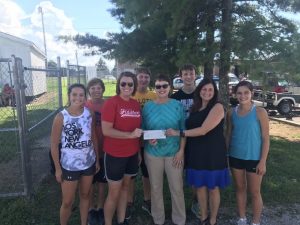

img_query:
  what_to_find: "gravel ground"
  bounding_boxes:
[130,203,300,225]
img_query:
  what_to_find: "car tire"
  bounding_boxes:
[277,100,292,115]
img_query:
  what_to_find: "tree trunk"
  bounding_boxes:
[203,1,216,79]
[219,0,232,106]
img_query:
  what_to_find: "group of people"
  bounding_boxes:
[50,64,270,225]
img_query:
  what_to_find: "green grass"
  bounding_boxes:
[103,80,116,97]
[0,132,299,224]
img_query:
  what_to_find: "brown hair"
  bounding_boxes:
[87,78,105,95]
[234,80,254,94]
[155,74,171,84]
[135,67,151,76]
[116,71,138,96]
[190,78,218,113]
[67,83,87,106]
[179,64,196,77]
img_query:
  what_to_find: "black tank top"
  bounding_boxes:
[185,105,228,170]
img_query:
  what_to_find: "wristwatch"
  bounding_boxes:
[180,129,185,137]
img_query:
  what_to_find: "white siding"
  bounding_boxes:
[0,33,46,96]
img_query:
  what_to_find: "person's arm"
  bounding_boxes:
[50,113,63,183]
[185,103,224,137]
[225,108,233,150]
[256,107,270,175]
[173,103,186,168]
[167,103,225,137]
[102,98,143,139]
[102,121,142,139]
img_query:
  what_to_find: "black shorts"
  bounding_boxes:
[229,156,259,173]
[93,158,107,184]
[131,148,149,179]
[104,152,139,182]
[62,163,96,181]
[140,148,149,178]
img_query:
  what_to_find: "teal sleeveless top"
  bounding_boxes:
[229,105,262,160]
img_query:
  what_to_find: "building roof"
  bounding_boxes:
[0,31,46,59]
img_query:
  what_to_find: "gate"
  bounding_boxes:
[0,56,63,197]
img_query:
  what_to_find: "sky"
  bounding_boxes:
[0,0,121,70]
[1,1,300,71]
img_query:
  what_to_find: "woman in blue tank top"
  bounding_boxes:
[226,81,270,225]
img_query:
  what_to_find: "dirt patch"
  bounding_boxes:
[270,120,300,142]
[28,91,57,106]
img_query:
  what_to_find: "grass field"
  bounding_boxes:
[0,123,299,225]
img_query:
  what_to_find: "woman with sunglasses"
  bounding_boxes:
[101,71,143,225]
[142,74,186,225]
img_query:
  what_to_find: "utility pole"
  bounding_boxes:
[38,6,47,69]
[75,50,80,83]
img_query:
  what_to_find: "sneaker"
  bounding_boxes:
[237,218,247,225]
[87,209,99,225]
[97,208,104,225]
[191,200,201,219]
[141,200,151,216]
[118,219,129,225]
[125,202,134,220]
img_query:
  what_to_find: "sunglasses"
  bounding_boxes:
[120,82,134,87]
[155,84,169,89]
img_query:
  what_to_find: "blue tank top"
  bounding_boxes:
[229,105,262,160]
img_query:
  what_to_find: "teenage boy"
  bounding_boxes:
[171,63,201,219]
[126,67,156,220]
[171,64,197,119]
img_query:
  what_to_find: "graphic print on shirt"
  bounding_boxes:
[60,108,96,171]
[180,99,193,118]
[63,121,92,149]
[120,108,141,118]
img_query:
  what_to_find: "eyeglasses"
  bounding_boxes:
[120,82,134,87]
[155,84,169,89]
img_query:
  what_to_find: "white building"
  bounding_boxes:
[0,31,46,96]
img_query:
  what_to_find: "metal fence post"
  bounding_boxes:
[57,57,63,108]
[12,55,32,197]
[66,60,70,87]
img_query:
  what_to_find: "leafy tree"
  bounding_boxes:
[96,58,110,76]
[47,60,57,68]
[59,0,300,103]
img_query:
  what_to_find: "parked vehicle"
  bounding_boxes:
[195,73,239,90]
[253,85,300,115]
[251,72,300,115]
[173,77,184,89]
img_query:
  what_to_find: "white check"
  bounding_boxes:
[143,130,166,140]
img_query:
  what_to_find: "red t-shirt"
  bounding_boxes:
[85,100,105,157]
[102,95,141,157]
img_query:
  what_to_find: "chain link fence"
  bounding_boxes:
[0,56,87,197]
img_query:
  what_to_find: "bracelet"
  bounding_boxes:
[179,129,185,137]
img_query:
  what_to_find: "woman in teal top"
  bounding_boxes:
[226,81,270,225]
[143,74,186,225]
